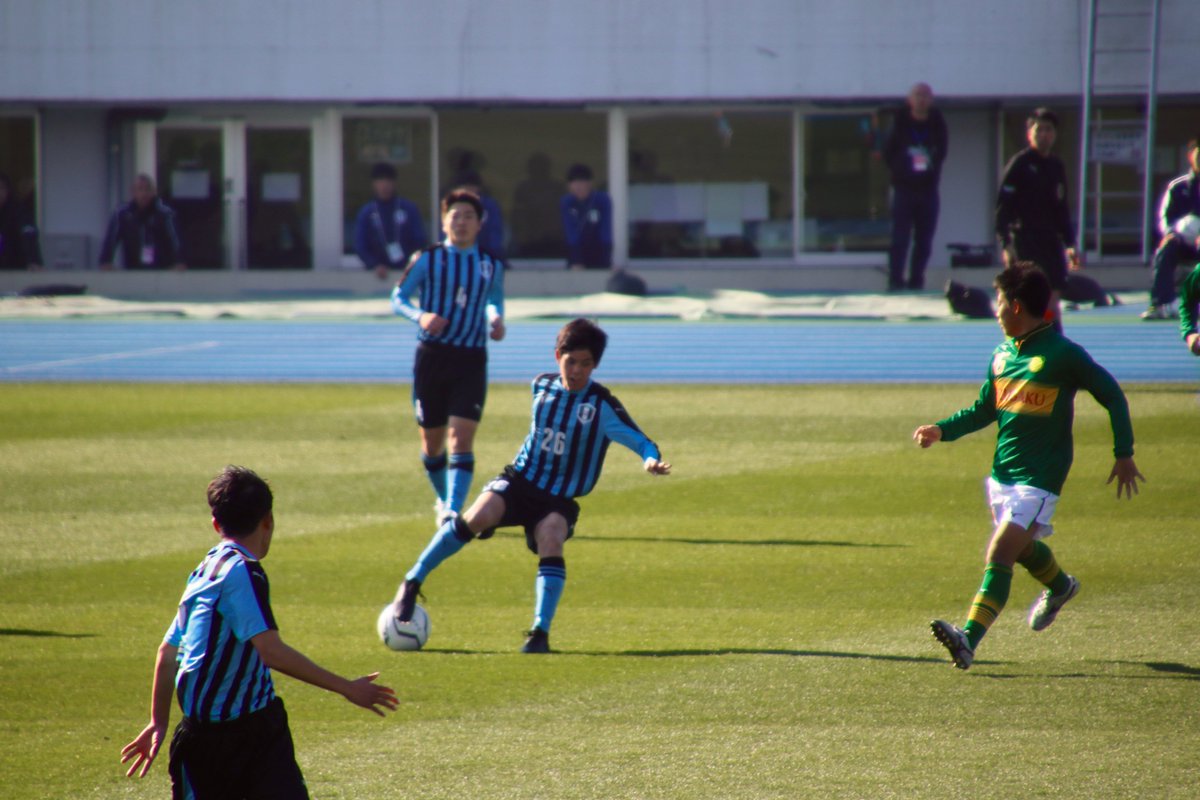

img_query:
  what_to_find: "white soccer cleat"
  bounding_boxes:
[1028,575,1080,632]
[930,619,974,670]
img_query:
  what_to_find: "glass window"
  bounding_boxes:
[628,112,791,259]
[438,109,607,260]
[802,113,889,253]
[0,116,37,223]
[342,117,433,256]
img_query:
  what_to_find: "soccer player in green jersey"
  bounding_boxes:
[1178,262,1200,356]
[914,263,1144,670]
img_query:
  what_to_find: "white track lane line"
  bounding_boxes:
[2,341,220,373]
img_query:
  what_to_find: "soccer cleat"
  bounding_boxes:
[1140,305,1176,320]
[394,578,422,623]
[521,628,550,654]
[1028,575,1080,632]
[929,619,974,670]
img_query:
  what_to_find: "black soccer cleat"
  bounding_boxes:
[394,579,422,623]
[521,628,550,654]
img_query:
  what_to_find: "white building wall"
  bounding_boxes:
[1,0,1193,103]
[933,108,999,267]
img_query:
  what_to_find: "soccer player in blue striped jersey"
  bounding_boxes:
[393,318,671,653]
[122,466,397,797]
[391,190,506,526]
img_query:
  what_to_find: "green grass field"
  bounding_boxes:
[1,382,1197,799]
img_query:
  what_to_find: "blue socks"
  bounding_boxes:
[532,557,567,633]
[447,452,475,514]
[406,517,474,583]
[422,452,448,504]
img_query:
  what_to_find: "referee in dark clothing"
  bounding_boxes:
[121,466,396,798]
[996,108,1079,328]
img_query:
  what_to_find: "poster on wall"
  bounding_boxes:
[355,121,413,165]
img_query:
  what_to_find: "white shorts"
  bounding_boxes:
[986,477,1058,539]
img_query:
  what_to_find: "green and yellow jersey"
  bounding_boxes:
[1179,263,1200,342]
[936,323,1134,495]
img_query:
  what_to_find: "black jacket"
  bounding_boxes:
[883,107,948,192]
[98,199,182,268]
[995,147,1074,248]
[1157,170,1200,237]
[0,200,42,269]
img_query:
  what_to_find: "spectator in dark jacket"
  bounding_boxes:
[883,83,948,291]
[353,161,429,281]
[559,163,613,270]
[99,174,185,270]
[447,171,505,259]
[0,173,43,270]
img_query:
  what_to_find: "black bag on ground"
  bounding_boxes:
[944,280,993,319]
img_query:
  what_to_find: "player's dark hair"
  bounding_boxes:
[556,317,608,365]
[1027,107,1059,130]
[371,162,398,181]
[207,465,273,539]
[994,262,1051,319]
[440,189,484,219]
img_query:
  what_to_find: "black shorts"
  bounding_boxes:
[412,341,487,428]
[168,697,308,800]
[481,466,580,554]
[1010,232,1068,290]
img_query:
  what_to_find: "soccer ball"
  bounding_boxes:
[1174,214,1200,244]
[376,602,430,651]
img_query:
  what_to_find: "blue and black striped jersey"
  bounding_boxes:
[391,243,504,349]
[164,541,277,723]
[511,373,661,499]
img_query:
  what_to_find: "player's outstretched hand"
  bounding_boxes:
[644,457,671,476]
[1187,333,1200,356]
[120,722,166,778]
[343,672,399,717]
[1107,457,1145,500]
[912,424,942,448]
[490,317,506,341]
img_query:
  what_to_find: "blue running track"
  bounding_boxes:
[0,319,1194,384]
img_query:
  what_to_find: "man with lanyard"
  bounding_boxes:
[391,190,506,525]
[354,162,428,281]
[98,174,185,270]
[883,82,948,291]
[1142,137,1200,320]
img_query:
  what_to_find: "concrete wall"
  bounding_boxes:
[2,1,1193,103]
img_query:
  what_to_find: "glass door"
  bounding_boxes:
[246,128,312,269]
[156,127,225,269]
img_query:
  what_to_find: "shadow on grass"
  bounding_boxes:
[976,660,1200,681]
[0,628,96,639]
[481,531,902,549]
[420,647,942,664]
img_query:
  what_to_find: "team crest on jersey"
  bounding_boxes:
[480,259,494,280]
[394,209,408,224]
[1028,356,1045,373]
[992,354,1008,376]
[576,403,596,424]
